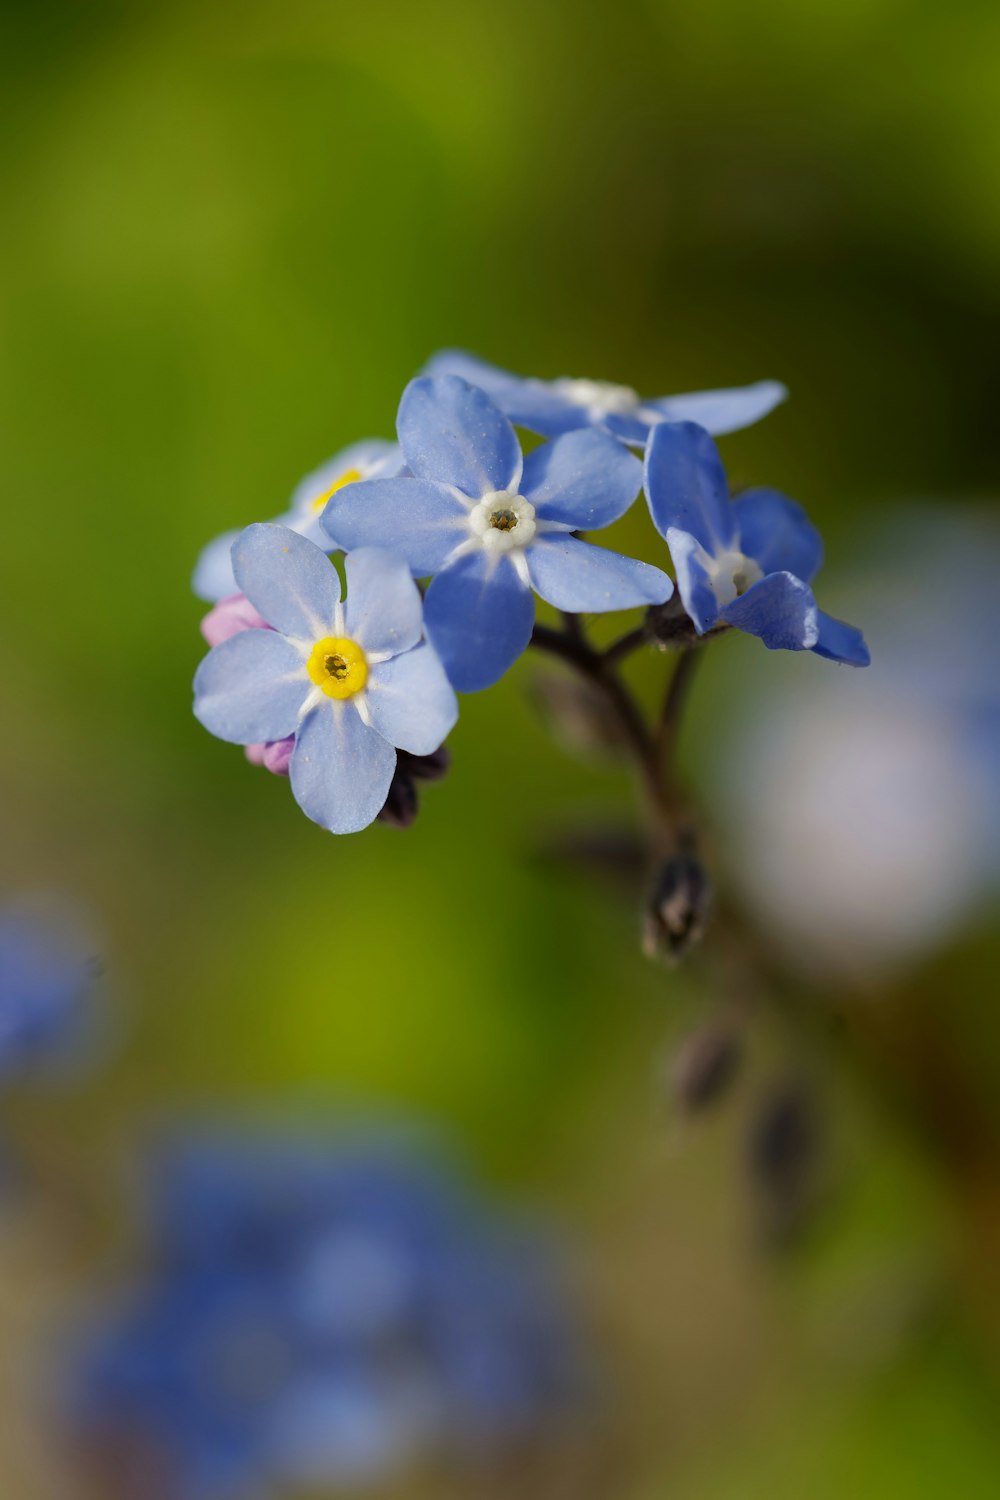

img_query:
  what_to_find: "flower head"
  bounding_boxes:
[643,422,869,664]
[424,349,787,447]
[193,527,458,833]
[192,441,403,603]
[322,375,673,691]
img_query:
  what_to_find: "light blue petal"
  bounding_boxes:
[232,525,341,641]
[397,376,522,498]
[812,610,871,666]
[344,547,423,658]
[192,529,240,603]
[288,440,402,519]
[289,702,397,835]
[647,380,788,436]
[721,571,819,650]
[366,643,459,754]
[666,527,721,635]
[496,382,594,437]
[421,349,519,398]
[521,429,643,530]
[526,534,672,613]
[735,488,824,583]
[643,421,738,553]
[322,477,468,576]
[194,630,306,744]
[424,552,535,693]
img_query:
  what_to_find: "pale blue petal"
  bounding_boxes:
[192,529,240,603]
[496,382,593,437]
[366,643,459,754]
[812,611,871,666]
[232,525,341,641]
[290,702,397,835]
[287,440,402,519]
[421,349,519,399]
[344,548,423,658]
[643,421,738,553]
[647,380,788,436]
[194,630,306,744]
[735,488,824,583]
[526,534,672,613]
[397,376,522,498]
[666,527,721,635]
[424,552,535,692]
[721,571,819,650]
[521,430,643,530]
[322,477,468,576]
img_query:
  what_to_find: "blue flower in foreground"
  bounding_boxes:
[424,348,787,446]
[644,422,869,664]
[322,375,673,691]
[0,895,101,1082]
[193,527,458,833]
[193,441,403,603]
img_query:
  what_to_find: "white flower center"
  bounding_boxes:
[703,546,764,607]
[552,377,640,419]
[468,492,537,555]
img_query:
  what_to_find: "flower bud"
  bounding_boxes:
[200,592,270,647]
[668,1022,742,1113]
[642,852,712,961]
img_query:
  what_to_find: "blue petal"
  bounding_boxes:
[643,422,738,553]
[421,349,519,398]
[232,525,341,641]
[423,552,535,692]
[344,548,423,659]
[287,440,402,519]
[646,380,788,436]
[289,703,397,834]
[812,610,871,666]
[527,535,673,613]
[421,351,586,436]
[521,430,643,531]
[322,477,468,576]
[735,488,824,583]
[366,643,459,754]
[194,630,306,744]
[666,528,721,635]
[192,529,240,603]
[721,571,819,650]
[397,376,522,499]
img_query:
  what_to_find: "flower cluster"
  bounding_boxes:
[193,351,868,836]
[70,1127,586,1500]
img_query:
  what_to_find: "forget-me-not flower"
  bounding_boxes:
[193,441,403,603]
[424,348,787,446]
[322,375,673,691]
[193,526,458,833]
[644,421,869,665]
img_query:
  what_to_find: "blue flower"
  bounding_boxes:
[424,348,787,446]
[644,422,869,665]
[0,894,101,1082]
[193,441,403,603]
[322,376,673,692]
[193,527,458,834]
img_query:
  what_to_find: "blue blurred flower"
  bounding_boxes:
[323,375,673,691]
[71,1128,586,1500]
[424,348,787,445]
[193,527,457,834]
[193,441,403,603]
[644,421,869,664]
[0,894,101,1082]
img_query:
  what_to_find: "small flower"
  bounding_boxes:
[424,348,787,446]
[193,526,458,834]
[644,422,869,664]
[192,440,403,603]
[322,376,673,692]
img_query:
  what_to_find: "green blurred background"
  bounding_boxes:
[1,0,999,1495]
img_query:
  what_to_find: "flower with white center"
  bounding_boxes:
[643,421,869,663]
[193,527,458,834]
[192,440,403,603]
[322,376,673,692]
[423,349,788,447]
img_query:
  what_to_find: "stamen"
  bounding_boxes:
[490,509,518,532]
[306,636,369,699]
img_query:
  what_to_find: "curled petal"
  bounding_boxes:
[721,571,819,651]
[812,611,871,666]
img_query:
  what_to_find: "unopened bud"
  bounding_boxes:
[643,853,711,961]
[376,744,453,829]
[669,1022,743,1113]
[746,1079,824,1246]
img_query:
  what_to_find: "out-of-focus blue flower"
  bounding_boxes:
[644,421,869,664]
[424,348,787,446]
[193,442,403,603]
[0,894,101,1082]
[323,376,673,691]
[193,527,457,833]
[70,1128,587,1500]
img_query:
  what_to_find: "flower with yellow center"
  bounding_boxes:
[310,468,363,515]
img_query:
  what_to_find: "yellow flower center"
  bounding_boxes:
[310,467,363,514]
[306,635,369,699]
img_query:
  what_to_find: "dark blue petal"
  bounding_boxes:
[423,552,535,692]
[666,528,721,635]
[643,422,738,553]
[721,571,819,651]
[647,380,787,436]
[521,430,642,531]
[526,535,672,613]
[290,703,397,834]
[397,376,522,499]
[811,610,871,666]
[194,630,306,744]
[322,478,468,576]
[735,488,824,584]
